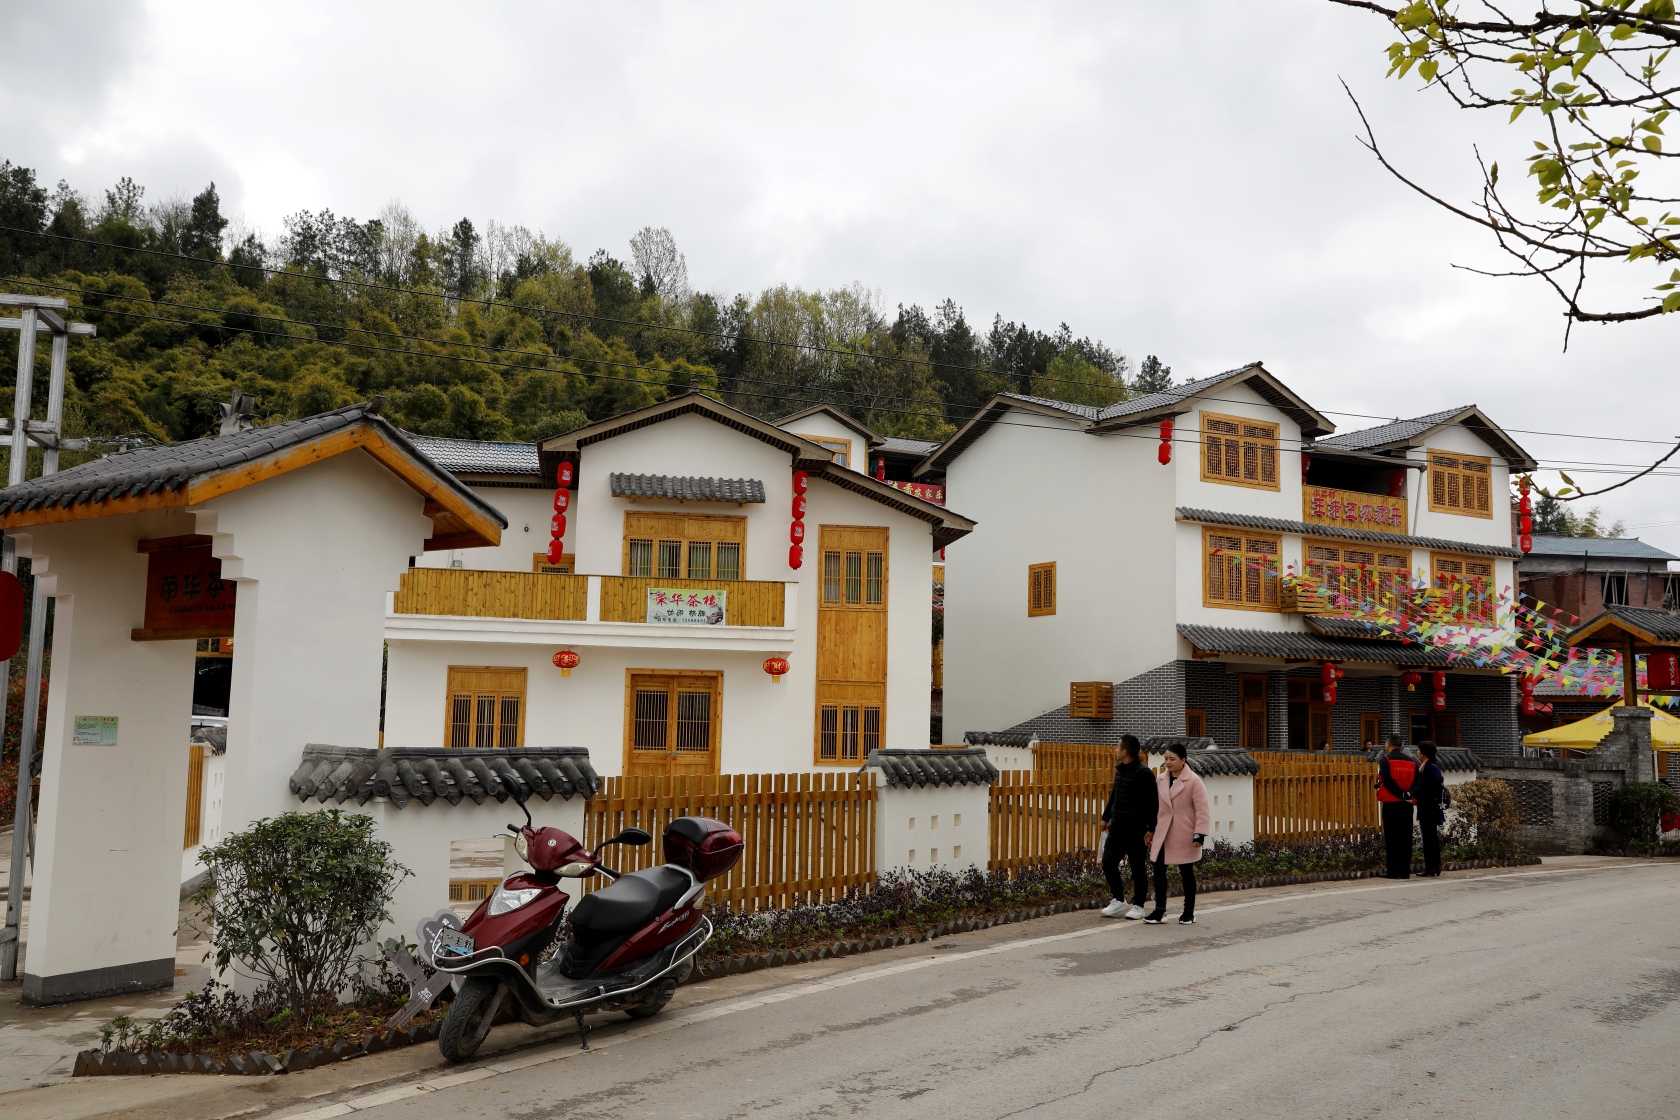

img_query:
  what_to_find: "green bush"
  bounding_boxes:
[1609,781,1680,847]
[192,810,409,1012]
[1445,779,1521,851]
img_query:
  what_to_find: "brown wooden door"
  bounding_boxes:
[1240,675,1267,750]
[625,671,722,776]
[816,526,888,764]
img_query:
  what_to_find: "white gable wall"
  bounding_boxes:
[780,414,871,471]
[417,484,556,573]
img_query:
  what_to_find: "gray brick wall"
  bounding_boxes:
[1449,673,1521,758]
[1267,670,1288,752]
[1184,660,1239,749]
[1114,660,1186,739]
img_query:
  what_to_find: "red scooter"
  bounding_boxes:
[423,800,742,1062]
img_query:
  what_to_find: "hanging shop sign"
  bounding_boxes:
[884,480,946,506]
[136,536,236,639]
[1302,487,1408,535]
[646,588,728,626]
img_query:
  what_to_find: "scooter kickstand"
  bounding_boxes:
[573,1009,591,1050]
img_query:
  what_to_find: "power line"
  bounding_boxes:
[7,224,1680,450]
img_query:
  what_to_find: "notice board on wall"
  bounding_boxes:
[134,535,236,640]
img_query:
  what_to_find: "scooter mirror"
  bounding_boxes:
[610,827,653,847]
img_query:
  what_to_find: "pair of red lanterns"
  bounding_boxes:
[789,470,808,569]
[1157,421,1172,465]
[1517,477,1533,555]
[1519,673,1538,715]
[547,461,575,565]
[1320,660,1343,704]
[1400,669,1449,709]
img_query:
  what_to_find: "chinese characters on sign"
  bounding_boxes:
[1302,488,1408,536]
[72,716,119,745]
[646,588,729,626]
[143,544,236,633]
[884,480,945,507]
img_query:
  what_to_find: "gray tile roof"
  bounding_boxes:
[0,403,507,533]
[867,747,1000,787]
[191,724,227,756]
[288,745,599,808]
[1177,507,1522,558]
[1524,535,1679,562]
[407,434,542,477]
[1571,604,1680,645]
[963,731,1033,747]
[1137,740,1261,776]
[608,473,766,503]
[1178,623,1458,666]
[1304,616,1397,640]
[1314,407,1467,452]
[877,436,941,455]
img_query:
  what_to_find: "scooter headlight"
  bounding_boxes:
[488,881,543,916]
[557,861,594,877]
[515,833,529,862]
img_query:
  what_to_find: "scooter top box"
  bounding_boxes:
[664,817,743,881]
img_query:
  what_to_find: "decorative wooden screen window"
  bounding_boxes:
[1239,675,1267,750]
[626,671,722,775]
[796,433,852,468]
[445,666,527,748]
[532,552,575,574]
[1069,681,1114,719]
[1427,449,1492,518]
[1204,530,1280,610]
[1431,552,1496,624]
[1185,708,1208,738]
[1201,412,1279,490]
[1304,541,1411,613]
[822,543,887,607]
[1360,713,1382,748]
[817,683,883,762]
[1028,562,1056,616]
[624,512,745,580]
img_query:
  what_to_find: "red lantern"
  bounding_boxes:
[1388,470,1404,498]
[1322,683,1337,705]
[1519,675,1536,696]
[556,461,574,488]
[1320,661,1337,684]
[1157,420,1173,465]
[1432,671,1447,691]
[550,513,567,538]
[791,495,807,519]
[1520,534,1533,554]
[790,521,806,545]
[788,543,803,569]
[1432,690,1447,712]
[552,649,580,677]
[546,539,565,564]
[763,656,790,682]
[1401,670,1421,691]
[875,456,886,481]
[553,489,570,512]
[1301,452,1311,482]
[792,470,808,495]
[1649,652,1680,691]
[1521,695,1537,715]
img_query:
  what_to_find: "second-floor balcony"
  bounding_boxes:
[387,567,794,650]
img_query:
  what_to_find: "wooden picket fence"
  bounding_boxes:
[183,741,205,849]
[1252,751,1380,842]
[580,772,876,912]
[988,769,1109,872]
[1033,741,1121,771]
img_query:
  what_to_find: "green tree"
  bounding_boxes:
[1132,354,1173,393]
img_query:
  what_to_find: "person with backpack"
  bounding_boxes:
[1376,733,1418,879]
[1099,734,1159,919]
[1412,741,1447,877]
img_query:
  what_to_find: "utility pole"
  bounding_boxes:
[0,293,95,981]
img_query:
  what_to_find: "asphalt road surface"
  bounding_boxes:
[275,859,1678,1120]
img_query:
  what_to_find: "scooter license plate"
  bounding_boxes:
[436,927,475,957]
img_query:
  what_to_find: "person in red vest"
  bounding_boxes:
[1376,733,1418,878]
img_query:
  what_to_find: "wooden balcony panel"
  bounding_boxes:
[599,576,785,626]
[1302,487,1408,536]
[392,567,588,621]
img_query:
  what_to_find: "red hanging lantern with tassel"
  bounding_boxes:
[1157,420,1173,465]
[1518,477,1533,554]
[1401,670,1421,691]
[763,656,789,682]
[552,649,580,677]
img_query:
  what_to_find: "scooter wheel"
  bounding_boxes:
[438,977,501,1062]
[625,997,669,1020]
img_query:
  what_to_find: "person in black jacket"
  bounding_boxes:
[1100,734,1159,919]
[1412,742,1446,876]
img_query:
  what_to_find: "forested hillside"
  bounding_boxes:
[0,160,1170,458]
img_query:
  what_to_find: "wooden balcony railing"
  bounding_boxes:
[599,576,785,626]
[392,568,588,620]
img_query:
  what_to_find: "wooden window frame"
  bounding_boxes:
[623,669,723,773]
[1185,708,1208,738]
[1303,539,1412,615]
[819,531,890,612]
[445,665,528,749]
[1203,528,1281,612]
[814,681,884,765]
[1239,674,1268,751]
[1360,713,1382,749]
[532,552,576,574]
[1200,410,1280,491]
[1430,551,1497,625]
[795,433,852,469]
[1426,448,1493,518]
[622,511,747,580]
[1028,561,1057,617]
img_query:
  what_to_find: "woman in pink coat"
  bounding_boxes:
[1144,742,1211,925]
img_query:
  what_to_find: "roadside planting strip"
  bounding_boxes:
[275,864,1634,1120]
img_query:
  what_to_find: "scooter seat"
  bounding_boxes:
[571,866,691,935]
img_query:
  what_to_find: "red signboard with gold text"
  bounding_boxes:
[142,543,236,634]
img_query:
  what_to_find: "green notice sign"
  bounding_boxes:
[72,716,119,745]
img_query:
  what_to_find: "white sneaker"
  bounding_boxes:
[1100,899,1128,917]
[1123,905,1146,920]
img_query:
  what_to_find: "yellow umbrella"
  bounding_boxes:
[1522,700,1680,751]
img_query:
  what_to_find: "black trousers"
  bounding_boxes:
[1151,856,1197,917]
[1101,828,1150,905]
[1419,815,1441,876]
[1382,801,1415,878]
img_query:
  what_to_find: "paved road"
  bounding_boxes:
[245,858,1680,1120]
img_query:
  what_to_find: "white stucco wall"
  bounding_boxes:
[873,780,991,874]
[778,414,871,471]
[1403,424,1513,550]
[18,509,199,999]
[418,484,555,573]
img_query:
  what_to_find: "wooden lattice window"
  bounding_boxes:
[626,671,722,773]
[1431,552,1496,624]
[445,666,527,748]
[1239,675,1268,750]
[816,683,883,762]
[532,552,575,574]
[1201,411,1279,491]
[1185,708,1208,738]
[624,512,746,580]
[1028,562,1057,617]
[1304,541,1412,614]
[1427,449,1492,518]
[1204,530,1280,610]
[795,433,853,468]
[1070,681,1114,719]
[1360,713,1381,748]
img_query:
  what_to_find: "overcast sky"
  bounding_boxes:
[3,1,1677,555]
